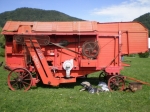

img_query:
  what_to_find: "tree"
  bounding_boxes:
[138,51,149,58]
[0,27,5,48]
[133,12,150,37]
[0,7,84,27]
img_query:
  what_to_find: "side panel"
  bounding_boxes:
[121,31,148,54]
[97,37,119,68]
[5,35,25,69]
[127,32,148,53]
[97,22,148,55]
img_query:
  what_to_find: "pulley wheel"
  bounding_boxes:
[7,68,32,91]
[82,41,100,58]
[108,75,125,91]
[14,35,24,44]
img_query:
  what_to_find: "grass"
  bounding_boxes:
[0,56,150,112]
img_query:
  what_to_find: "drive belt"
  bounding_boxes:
[49,42,80,54]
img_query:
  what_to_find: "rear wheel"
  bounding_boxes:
[108,75,125,91]
[7,68,32,91]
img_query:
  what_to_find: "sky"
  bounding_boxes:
[0,0,150,22]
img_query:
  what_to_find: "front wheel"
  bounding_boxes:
[7,68,32,91]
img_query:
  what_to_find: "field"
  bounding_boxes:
[0,56,150,112]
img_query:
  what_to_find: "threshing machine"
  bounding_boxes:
[1,21,148,91]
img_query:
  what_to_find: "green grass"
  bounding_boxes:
[0,56,150,112]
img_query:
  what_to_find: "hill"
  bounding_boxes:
[133,12,150,36]
[0,7,84,27]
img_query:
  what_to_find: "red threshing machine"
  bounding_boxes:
[1,21,148,91]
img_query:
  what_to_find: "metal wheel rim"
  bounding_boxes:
[7,68,32,91]
[108,75,125,91]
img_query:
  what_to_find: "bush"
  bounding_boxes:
[138,51,149,58]
[0,36,5,48]
[0,48,5,57]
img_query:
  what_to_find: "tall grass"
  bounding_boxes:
[0,56,150,112]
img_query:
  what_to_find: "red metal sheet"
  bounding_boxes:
[33,21,97,32]
[7,21,97,32]
[98,22,147,32]
[2,21,20,32]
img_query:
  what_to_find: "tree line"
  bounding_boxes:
[0,7,83,27]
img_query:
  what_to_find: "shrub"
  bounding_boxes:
[0,49,5,57]
[138,51,149,58]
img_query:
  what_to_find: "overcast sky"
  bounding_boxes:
[0,0,150,22]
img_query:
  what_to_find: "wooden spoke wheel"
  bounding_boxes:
[7,68,32,91]
[108,75,125,91]
[99,71,107,82]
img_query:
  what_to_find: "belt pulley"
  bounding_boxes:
[82,41,100,58]
[49,42,80,54]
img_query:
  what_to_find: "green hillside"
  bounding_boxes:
[133,12,150,36]
[0,7,84,27]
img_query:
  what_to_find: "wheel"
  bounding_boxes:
[7,68,32,91]
[99,71,107,82]
[108,75,125,91]
[14,35,24,44]
[82,41,100,58]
